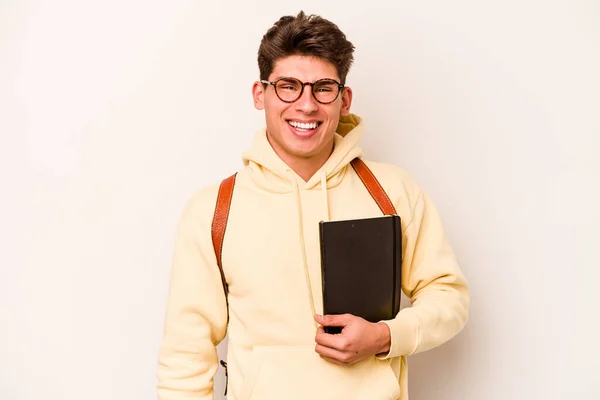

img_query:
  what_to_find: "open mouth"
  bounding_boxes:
[286,120,322,137]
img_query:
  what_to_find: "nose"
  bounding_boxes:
[295,84,319,113]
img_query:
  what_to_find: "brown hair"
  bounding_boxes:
[258,11,355,84]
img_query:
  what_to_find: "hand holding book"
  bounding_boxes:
[313,313,392,366]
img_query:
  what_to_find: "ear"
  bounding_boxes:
[339,86,353,116]
[252,81,265,110]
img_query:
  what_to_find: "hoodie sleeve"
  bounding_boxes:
[378,190,470,359]
[157,192,228,399]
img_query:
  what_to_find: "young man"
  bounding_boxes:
[158,11,469,400]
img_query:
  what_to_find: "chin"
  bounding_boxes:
[286,144,320,158]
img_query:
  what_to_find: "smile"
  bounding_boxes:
[286,120,322,132]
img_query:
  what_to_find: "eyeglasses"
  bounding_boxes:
[260,77,345,104]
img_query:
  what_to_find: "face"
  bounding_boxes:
[252,55,353,168]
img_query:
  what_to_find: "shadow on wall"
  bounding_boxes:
[408,322,474,399]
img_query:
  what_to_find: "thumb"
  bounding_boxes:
[314,313,350,327]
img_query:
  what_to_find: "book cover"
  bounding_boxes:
[319,215,402,333]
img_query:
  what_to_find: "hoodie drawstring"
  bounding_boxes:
[291,174,318,328]
[320,172,330,222]
[290,170,332,327]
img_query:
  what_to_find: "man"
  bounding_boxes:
[158,11,469,400]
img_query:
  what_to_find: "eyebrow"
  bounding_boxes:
[271,76,339,82]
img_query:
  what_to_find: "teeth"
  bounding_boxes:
[289,121,318,130]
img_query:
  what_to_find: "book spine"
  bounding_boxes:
[393,215,402,316]
[319,222,327,316]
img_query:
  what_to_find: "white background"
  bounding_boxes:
[1,0,599,399]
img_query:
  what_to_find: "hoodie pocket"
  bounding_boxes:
[240,345,400,400]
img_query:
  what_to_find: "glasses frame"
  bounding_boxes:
[260,77,345,105]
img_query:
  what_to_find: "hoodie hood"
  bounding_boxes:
[242,114,364,193]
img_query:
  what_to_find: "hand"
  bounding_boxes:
[313,314,391,366]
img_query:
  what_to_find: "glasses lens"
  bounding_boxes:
[275,78,303,102]
[313,80,340,103]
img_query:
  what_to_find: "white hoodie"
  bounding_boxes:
[157,114,469,400]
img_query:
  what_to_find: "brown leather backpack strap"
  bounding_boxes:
[212,174,236,393]
[350,158,397,215]
[211,173,236,297]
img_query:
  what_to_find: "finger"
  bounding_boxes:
[315,344,355,366]
[314,313,351,327]
[316,326,343,337]
[315,327,348,351]
[319,355,348,366]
